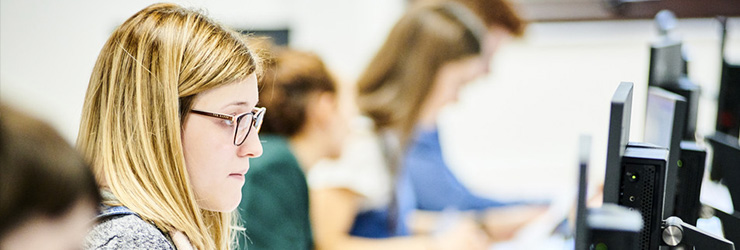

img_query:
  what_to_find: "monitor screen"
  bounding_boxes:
[644,87,686,148]
[717,17,740,137]
[717,60,740,137]
[239,29,290,46]
[644,86,686,216]
[575,135,591,250]
[604,82,634,204]
[707,132,740,210]
[648,41,683,87]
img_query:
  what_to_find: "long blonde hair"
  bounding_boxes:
[76,3,260,249]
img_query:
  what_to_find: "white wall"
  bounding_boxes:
[0,0,404,142]
[442,18,740,200]
[1,0,738,201]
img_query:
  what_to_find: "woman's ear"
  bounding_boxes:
[301,91,338,132]
[312,92,338,126]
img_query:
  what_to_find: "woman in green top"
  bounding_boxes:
[237,46,348,250]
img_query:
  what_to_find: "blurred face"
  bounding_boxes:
[182,73,263,212]
[296,92,348,162]
[428,56,486,110]
[320,93,348,159]
[425,27,511,113]
[0,200,96,250]
[480,26,511,75]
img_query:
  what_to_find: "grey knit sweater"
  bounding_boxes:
[84,194,176,249]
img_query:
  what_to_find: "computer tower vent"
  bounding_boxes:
[620,164,657,250]
[640,166,655,249]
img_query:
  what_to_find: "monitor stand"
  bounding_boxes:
[661,216,735,249]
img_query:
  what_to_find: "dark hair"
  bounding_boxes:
[0,104,101,236]
[258,46,338,137]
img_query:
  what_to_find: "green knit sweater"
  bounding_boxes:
[236,134,313,250]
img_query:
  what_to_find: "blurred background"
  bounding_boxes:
[1,0,738,202]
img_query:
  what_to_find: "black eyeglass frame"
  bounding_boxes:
[189,107,266,146]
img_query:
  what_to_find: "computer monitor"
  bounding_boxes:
[643,87,687,215]
[603,82,673,250]
[717,60,740,138]
[648,40,683,87]
[660,77,700,141]
[646,12,699,141]
[716,17,740,137]
[707,132,740,210]
[604,82,634,204]
[575,135,591,250]
[239,29,290,46]
[644,87,686,148]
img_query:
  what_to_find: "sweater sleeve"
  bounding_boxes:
[84,214,175,250]
[402,129,506,212]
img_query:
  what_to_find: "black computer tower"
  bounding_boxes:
[618,143,670,250]
[673,141,706,226]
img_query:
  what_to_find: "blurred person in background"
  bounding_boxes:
[398,0,550,242]
[308,3,498,250]
[77,3,264,249]
[236,45,348,250]
[0,104,101,250]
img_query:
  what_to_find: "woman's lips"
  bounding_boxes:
[228,173,245,180]
[228,168,248,180]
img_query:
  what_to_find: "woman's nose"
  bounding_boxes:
[238,130,263,158]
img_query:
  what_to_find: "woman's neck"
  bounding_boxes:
[288,133,323,171]
[417,101,441,130]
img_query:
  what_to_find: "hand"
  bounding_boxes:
[431,217,488,250]
[481,205,549,242]
[588,183,604,208]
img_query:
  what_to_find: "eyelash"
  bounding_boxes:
[222,119,234,127]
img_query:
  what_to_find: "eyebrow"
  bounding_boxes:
[221,99,259,109]
[221,101,250,109]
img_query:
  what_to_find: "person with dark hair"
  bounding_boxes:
[236,46,348,250]
[0,104,101,250]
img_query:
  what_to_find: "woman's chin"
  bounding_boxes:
[198,195,241,213]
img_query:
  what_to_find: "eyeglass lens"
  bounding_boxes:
[234,113,254,146]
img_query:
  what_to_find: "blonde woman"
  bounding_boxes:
[79,3,264,250]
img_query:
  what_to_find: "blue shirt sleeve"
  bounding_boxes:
[400,128,507,212]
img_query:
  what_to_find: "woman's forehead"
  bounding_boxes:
[193,74,259,109]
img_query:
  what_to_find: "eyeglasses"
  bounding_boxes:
[189,107,266,146]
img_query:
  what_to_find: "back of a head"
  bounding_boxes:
[423,0,526,36]
[357,2,483,142]
[258,46,338,137]
[76,3,261,249]
[0,104,100,236]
